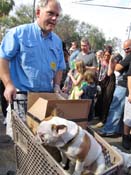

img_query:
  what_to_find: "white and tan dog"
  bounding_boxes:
[36,116,105,175]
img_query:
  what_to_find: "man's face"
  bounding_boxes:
[81,41,89,54]
[123,42,131,55]
[96,52,103,60]
[71,42,77,50]
[36,1,61,34]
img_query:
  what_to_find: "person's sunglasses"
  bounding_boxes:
[123,46,131,51]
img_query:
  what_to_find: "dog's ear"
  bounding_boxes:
[52,124,67,136]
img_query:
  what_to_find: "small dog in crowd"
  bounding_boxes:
[112,146,131,175]
[36,115,105,175]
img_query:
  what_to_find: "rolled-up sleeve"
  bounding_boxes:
[0,28,19,60]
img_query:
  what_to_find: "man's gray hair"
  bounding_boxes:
[36,0,62,10]
[81,37,89,45]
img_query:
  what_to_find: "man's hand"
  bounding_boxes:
[68,70,72,77]
[4,82,16,103]
[54,84,61,93]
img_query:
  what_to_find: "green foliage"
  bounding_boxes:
[77,22,91,38]
[55,16,106,50]
[6,4,33,27]
[0,3,33,41]
[105,37,122,52]
[0,3,121,50]
[14,5,33,24]
[0,0,14,17]
[0,0,15,41]
[88,26,106,51]
[54,14,80,46]
[0,5,33,28]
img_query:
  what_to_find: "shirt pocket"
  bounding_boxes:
[20,40,38,63]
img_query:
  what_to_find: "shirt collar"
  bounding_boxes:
[34,21,52,40]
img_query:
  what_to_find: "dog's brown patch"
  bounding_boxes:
[77,134,90,161]
[43,115,54,121]
[52,124,67,133]
[42,108,58,121]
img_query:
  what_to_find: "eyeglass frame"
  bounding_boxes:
[123,46,131,51]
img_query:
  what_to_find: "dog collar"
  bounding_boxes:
[60,126,79,150]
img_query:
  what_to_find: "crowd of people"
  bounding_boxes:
[59,38,131,151]
[0,0,131,154]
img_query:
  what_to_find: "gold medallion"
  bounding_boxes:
[50,62,56,70]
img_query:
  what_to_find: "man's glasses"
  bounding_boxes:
[123,46,131,51]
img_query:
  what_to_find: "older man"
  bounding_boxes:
[0,0,66,102]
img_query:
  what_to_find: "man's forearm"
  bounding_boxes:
[115,63,123,71]
[0,58,13,87]
[54,70,63,86]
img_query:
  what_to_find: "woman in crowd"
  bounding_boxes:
[95,46,116,127]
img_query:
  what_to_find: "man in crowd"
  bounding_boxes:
[76,37,97,71]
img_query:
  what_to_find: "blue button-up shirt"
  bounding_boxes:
[0,22,66,92]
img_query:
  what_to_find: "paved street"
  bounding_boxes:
[0,112,16,175]
[90,118,131,153]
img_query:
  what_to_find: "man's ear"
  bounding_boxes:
[52,124,67,136]
[36,8,40,17]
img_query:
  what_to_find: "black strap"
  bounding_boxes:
[27,112,41,123]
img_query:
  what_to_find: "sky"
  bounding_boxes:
[13,0,131,43]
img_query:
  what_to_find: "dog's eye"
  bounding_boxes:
[40,133,45,138]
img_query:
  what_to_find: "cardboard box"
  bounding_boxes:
[26,93,91,134]
[27,92,65,109]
